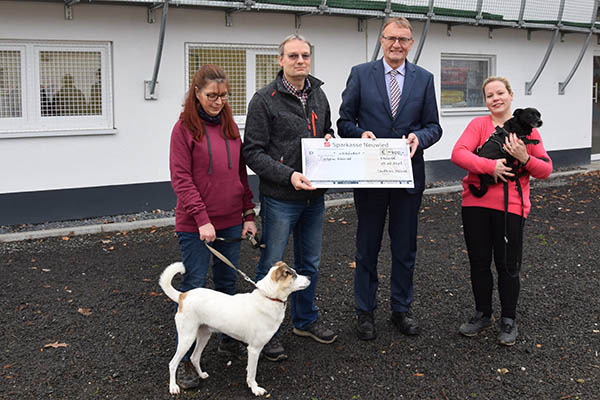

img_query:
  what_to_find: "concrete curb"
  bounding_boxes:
[2,162,598,243]
[0,217,175,243]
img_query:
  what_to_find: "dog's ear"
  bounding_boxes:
[513,108,522,117]
[271,261,290,282]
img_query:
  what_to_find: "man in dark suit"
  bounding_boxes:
[337,17,442,341]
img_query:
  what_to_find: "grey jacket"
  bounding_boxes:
[243,71,334,201]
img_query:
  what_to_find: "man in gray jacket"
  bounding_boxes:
[243,34,337,361]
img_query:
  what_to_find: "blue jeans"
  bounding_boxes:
[176,224,242,359]
[256,194,324,330]
[177,224,242,294]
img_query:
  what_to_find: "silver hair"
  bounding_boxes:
[278,34,312,56]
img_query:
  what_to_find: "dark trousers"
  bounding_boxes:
[462,206,524,319]
[353,188,422,314]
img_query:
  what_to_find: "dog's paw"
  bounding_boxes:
[169,383,180,395]
[199,371,209,379]
[251,385,266,396]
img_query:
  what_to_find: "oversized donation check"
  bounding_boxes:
[301,138,414,188]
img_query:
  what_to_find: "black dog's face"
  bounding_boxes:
[513,107,543,129]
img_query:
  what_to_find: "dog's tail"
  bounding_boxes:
[159,262,185,302]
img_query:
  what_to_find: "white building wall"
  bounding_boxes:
[379,22,593,161]
[0,0,596,195]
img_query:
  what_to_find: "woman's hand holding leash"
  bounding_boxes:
[198,222,216,242]
[242,220,257,238]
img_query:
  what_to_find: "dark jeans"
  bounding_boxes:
[462,206,524,319]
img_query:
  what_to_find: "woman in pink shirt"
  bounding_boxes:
[451,76,552,346]
[169,64,257,389]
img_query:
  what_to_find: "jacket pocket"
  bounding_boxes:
[202,178,244,218]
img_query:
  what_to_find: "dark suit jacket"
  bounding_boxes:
[337,59,442,193]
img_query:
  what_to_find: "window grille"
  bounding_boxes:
[0,40,112,137]
[255,54,281,93]
[0,50,22,119]
[186,43,280,116]
[40,51,102,117]
[440,54,495,112]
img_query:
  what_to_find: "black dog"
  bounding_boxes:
[469,108,543,197]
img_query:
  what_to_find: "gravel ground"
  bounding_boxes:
[2,170,599,399]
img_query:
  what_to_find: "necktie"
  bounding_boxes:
[389,69,401,118]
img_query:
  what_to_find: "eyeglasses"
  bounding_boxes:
[285,53,311,61]
[381,36,413,45]
[205,93,228,102]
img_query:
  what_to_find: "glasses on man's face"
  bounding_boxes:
[381,36,413,45]
[205,93,228,102]
[285,53,311,61]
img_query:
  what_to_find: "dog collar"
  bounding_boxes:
[265,295,285,304]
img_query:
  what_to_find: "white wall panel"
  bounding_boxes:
[0,0,596,194]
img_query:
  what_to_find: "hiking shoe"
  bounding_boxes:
[176,360,200,390]
[218,336,247,360]
[498,317,518,346]
[293,320,337,344]
[356,311,376,341]
[391,311,420,336]
[261,335,287,361]
[459,311,493,337]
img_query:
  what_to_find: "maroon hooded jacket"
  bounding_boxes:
[169,119,255,233]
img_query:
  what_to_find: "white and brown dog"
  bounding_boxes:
[159,261,310,396]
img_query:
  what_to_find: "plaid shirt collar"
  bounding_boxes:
[281,75,311,106]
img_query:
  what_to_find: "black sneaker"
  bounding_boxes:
[459,311,493,337]
[261,335,287,361]
[390,311,420,336]
[176,360,200,390]
[293,320,337,344]
[498,317,518,346]
[356,311,376,341]
[218,336,247,360]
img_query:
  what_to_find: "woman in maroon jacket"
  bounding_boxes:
[169,64,257,390]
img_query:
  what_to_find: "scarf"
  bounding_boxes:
[197,104,222,125]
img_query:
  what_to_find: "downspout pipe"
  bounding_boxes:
[524,0,565,95]
[149,0,169,97]
[412,0,435,65]
[558,0,599,94]
[370,0,391,61]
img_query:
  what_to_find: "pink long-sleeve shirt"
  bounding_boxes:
[451,115,553,218]
[169,119,255,233]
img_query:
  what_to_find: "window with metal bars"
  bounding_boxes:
[0,41,112,136]
[440,53,495,114]
[0,50,22,119]
[186,43,280,117]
